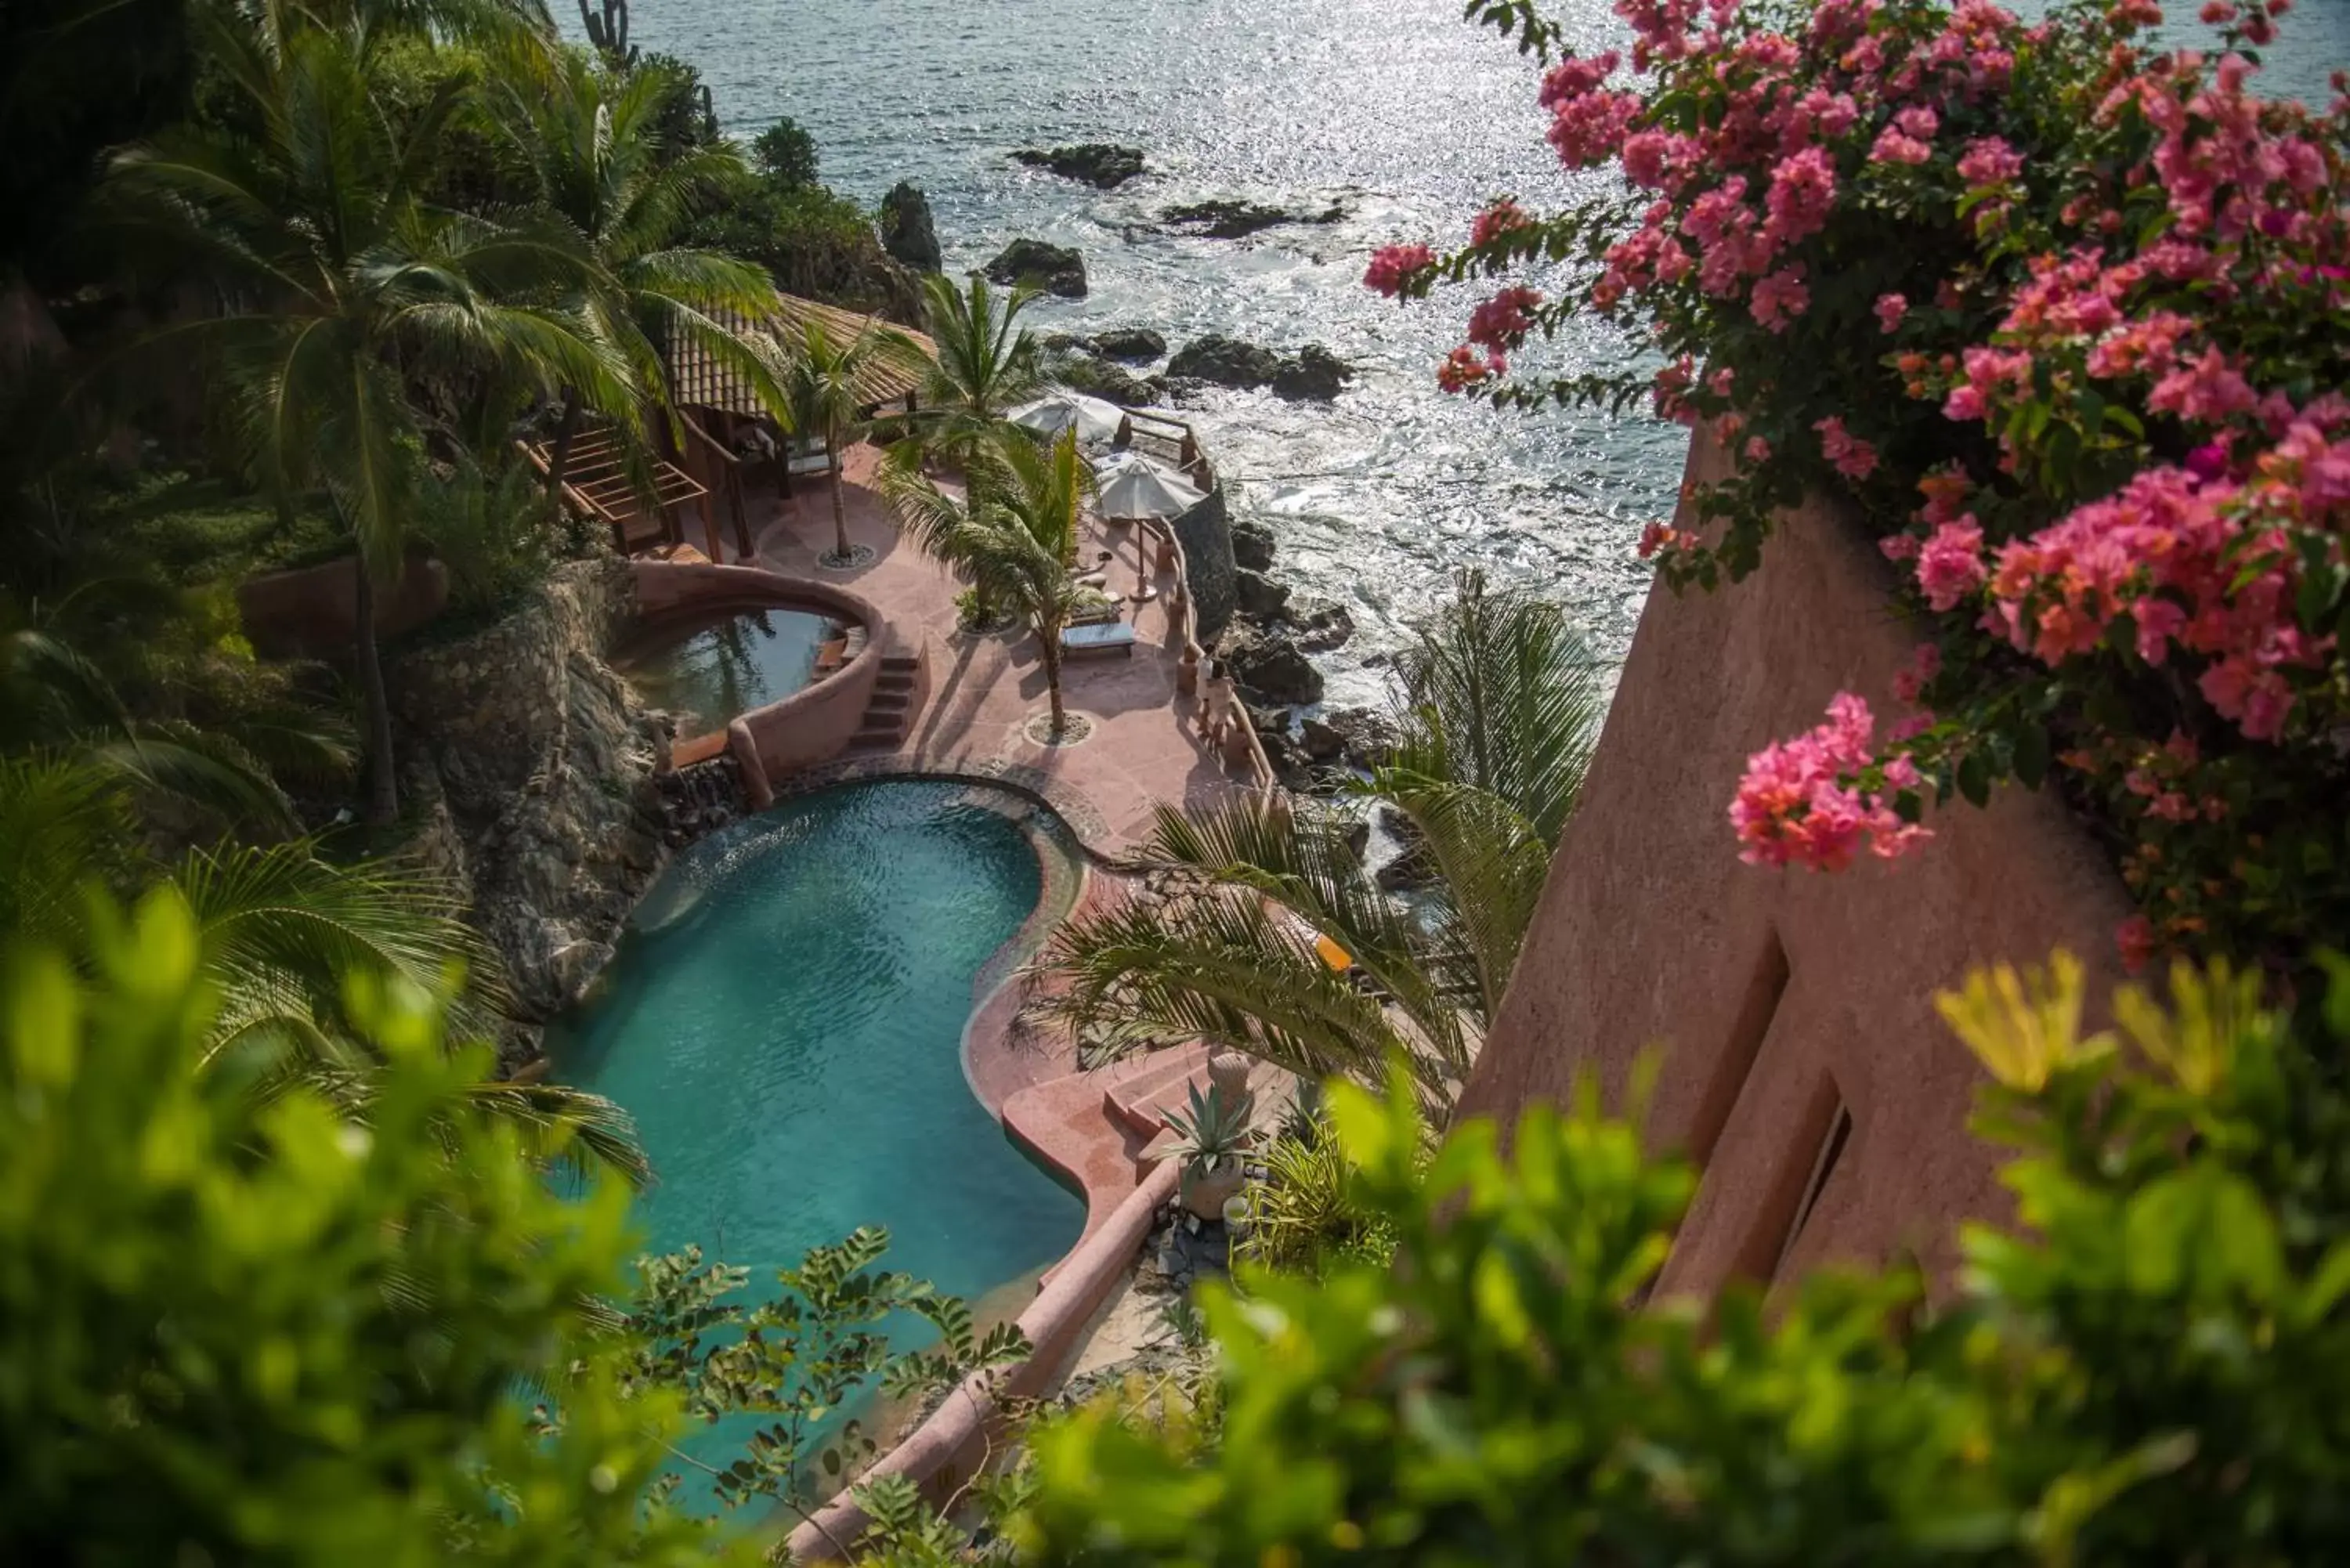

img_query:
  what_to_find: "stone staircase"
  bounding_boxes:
[849,652,922,750]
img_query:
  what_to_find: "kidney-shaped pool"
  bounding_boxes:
[555,776,1086,1322]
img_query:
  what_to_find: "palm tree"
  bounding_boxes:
[886,273,1042,623]
[784,318,900,566]
[1031,572,1610,1115]
[98,13,636,824]
[0,753,649,1183]
[883,427,1096,735]
[491,46,795,496]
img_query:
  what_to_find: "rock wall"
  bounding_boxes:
[392,558,673,1030]
[1171,482,1237,639]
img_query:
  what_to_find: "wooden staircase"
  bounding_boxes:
[848,652,922,750]
[524,425,710,557]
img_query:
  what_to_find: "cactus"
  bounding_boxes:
[577,0,637,67]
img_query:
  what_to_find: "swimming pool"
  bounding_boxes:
[616,605,841,736]
[555,782,1085,1459]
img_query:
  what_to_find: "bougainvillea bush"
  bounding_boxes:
[1372,0,2350,975]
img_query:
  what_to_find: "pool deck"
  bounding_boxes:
[725,450,1279,1558]
[748,444,1246,855]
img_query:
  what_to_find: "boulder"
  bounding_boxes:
[1231,520,1277,571]
[877,182,942,273]
[1042,345,1158,406]
[1233,568,1290,619]
[1086,327,1167,362]
[985,238,1088,298]
[1162,200,1347,240]
[1271,344,1354,403]
[1320,706,1398,769]
[1167,333,1282,390]
[1300,717,1346,762]
[1220,625,1324,705]
[1012,143,1147,189]
[1292,599,1354,652]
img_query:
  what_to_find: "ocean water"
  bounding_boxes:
[590,0,2350,706]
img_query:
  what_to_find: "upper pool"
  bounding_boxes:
[555,777,1085,1315]
[616,604,841,737]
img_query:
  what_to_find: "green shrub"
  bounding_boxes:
[0,887,747,1566]
[1018,953,2350,1564]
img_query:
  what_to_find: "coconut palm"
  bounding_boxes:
[1032,571,1610,1117]
[785,317,912,566]
[881,426,1094,734]
[490,46,796,495]
[884,273,1042,624]
[0,753,649,1183]
[97,13,637,824]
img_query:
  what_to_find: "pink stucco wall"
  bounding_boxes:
[1459,428,2135,1299]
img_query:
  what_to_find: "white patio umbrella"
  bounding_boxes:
[1093,450,1207,520]
[1007,389,1127,444]
[1092,451,1207,603]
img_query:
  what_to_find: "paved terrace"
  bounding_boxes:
[747,442,1245,854]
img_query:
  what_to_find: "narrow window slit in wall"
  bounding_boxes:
[1772,1100,1853,1281]
[1688,927,1788,1169]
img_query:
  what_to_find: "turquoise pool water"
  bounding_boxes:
[553,780,1086,1498]
[617,605,839,737]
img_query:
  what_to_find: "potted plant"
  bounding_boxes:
[1161,1077,1256,1222]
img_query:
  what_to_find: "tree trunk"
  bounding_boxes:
[352,552,400,826]
[545,388,583,496]
[1042,631,1066,735]
[828,419,851,562]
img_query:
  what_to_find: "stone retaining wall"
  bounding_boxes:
[1170,482,1237,639]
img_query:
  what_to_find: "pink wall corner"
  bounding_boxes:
[1459,426,2135,1300]
[236,551,448,660]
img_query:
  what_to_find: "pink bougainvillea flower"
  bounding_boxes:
[1470,200,1534,247]
[1815,415,1881,480]
[1364,244,1434,297]
[1956,135,2026,186]
[1893,641,1943,703]
[1875,292,1909,332]
[1916,516,1988,610]
[1744,434,1773,462]
[1731,693,1932,870]
[1750,265,1811,331]
[1466,286,1544,352]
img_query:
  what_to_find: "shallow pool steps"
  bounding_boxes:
[848,652,923,750]
[1101,1043,1217,1142]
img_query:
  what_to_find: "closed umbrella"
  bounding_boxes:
[1007,390,1126,444]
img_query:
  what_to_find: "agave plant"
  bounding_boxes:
[1161,1078,1256,1180]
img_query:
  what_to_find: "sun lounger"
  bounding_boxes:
[1061,621,1137,658]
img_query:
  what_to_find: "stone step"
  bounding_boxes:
[879,654,920,673]
[848,723,903,750]
[1101,1043,1215,1140]
[866,691,912,713]
[871,674,916,694]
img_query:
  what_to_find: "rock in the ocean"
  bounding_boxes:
[1167,333,1282,390]
[1086,327,1168,362]
[1319,706,1398,769]
[1220,625,1324,705]
[1234,568,1290,619]
[1042,345,1159,407]
[1163,199,1347,240]
[1292,599,1354,652]
[1012,143,1147,189]
[1231,520,1276,571]
[1271,343,1354,403]
[985,237,1088,298]
[877,182,942,273]
[1300,717,1346,762]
